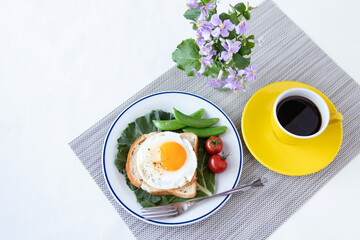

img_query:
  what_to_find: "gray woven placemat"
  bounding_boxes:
[69,1,360,239]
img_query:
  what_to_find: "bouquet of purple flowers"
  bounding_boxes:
[172,0,263,92]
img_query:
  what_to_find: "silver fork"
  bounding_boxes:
[141,178,267,219]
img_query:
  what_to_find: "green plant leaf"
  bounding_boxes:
[202,62,220,77]
[239,46,252,56]
[219,12,231,21]
[233,53,251,69]
[246,41,255,49]
[224,29,237,40]
[246,35,255,48]
[229,12,240,25]
[172,39,201,76]
[248,6,257,11]
[244,11,251,20]
[234,3,246,14]
[115,110,216,207]
[184,8,201,21]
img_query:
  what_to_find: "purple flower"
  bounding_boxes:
[199,42,213,56]
[210,14,235,37]
[249,36,264,47]
[223,79,241,92]
[196,29,202,38]
[244,64,258,81]
[199,55,213,73]
[223,68,246,92]
[235,20,249,35]
[206,1,215,10]
[227,67,245,80]
[187,0,198,9]
[196,36,206,46]
[208,50,216,56]
[196,20,213,40]
[219,40,241,61]
[195,29,205,45]
[192,68,204,78]
[198,2,215,21]
[207,79,224,88]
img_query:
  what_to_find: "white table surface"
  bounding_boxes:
[1,0,359,239]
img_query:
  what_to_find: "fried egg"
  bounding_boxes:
[136,132,197,190]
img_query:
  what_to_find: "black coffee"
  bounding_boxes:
[276,96,321,136]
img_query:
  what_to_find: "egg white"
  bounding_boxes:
[136,132,197,190]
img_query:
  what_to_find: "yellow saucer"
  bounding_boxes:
[241,81,343,176]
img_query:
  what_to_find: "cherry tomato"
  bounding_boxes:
[208,154,227,173]
[205,136,223,154]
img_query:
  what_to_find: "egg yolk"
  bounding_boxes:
[159,142,187,171]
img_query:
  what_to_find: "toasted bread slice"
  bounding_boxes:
[126,132,198,198]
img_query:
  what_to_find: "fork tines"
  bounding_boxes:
[141,204,180,219]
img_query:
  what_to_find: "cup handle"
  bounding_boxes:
[329,112,343,124]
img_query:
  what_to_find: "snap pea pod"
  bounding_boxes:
[183,126,227,137]
[153,108,204,130]
[173,108,219,128]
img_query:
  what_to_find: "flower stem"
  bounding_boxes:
[226,57,233,65]
[217,57,233,80]
[217,69,224,80]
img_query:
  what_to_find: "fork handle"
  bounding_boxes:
[191,178,266,204]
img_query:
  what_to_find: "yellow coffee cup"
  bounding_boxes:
[271,88,343,144]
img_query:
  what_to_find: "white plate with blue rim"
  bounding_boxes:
[102,91,243,226]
